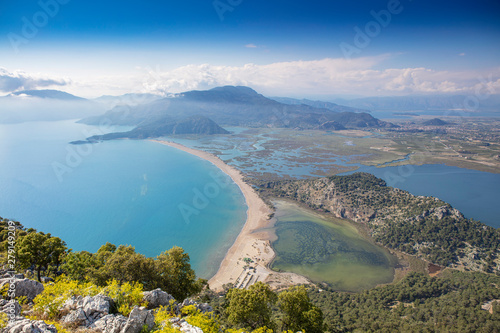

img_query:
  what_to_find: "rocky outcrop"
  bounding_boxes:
[90,314,128,333]
[0,278,44,302]
[170,317,204,333]
[3,318,57,333]
[61,294,112,327]
[413,205,463,221]
[62,308,88,326]
[0,299,21,317]
[181,299,213,313]
[121,306,155,333]
[0,280,206,333]
[142,288,175,309]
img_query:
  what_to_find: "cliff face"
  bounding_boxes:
[255,173,500,274]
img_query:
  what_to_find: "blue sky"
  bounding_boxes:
[0,0,499,98]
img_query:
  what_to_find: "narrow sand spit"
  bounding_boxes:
[151,140,309,290]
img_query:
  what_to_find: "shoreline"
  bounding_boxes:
[150,140,287,290]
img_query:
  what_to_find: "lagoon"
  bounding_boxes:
[271,201,396,292]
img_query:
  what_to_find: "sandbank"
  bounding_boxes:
[151,140,308,290]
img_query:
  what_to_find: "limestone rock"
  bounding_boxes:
[62,307,87,326]
[0,299,21,317]
[181,299,213,313]
[3,318,57,333]
[81,294,111,317]
[170,317,204,333]
[121,306,155,333]
[61,294,112,326]
[142,288,174,309]
[0,278,44,302]
[90,314,128,333]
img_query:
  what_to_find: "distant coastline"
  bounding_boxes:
[151,140,308,290]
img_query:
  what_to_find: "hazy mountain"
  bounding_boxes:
[73,115,228,143]
[317,121,346,131]
[93,93,163,109]
[80,86,395,131]
[332,94,500,112]
[0,90,105,123]
[271,96,370,113]
[422,118,449,126]
[9,89,86,101]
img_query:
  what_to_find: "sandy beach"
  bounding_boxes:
[151,140,308,290]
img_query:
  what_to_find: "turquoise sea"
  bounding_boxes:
[0,120,247,278]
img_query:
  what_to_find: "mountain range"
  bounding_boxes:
[330,94,500,112]
[76,86,395,142]
[8,89,86,101]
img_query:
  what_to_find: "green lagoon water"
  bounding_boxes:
[271,201,396,292]
[0,120,247,278]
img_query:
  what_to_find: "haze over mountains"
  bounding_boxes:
[9,89,86,101]
[330,95,500,112]
[76,86,396,141]
[0,89,105,123]
[4,86,498,130]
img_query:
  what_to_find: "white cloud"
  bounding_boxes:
[0,68,68,93]
[459,53,466,56]
[245,44,257,48]
[4,56,499,98]
[133,56,500,97]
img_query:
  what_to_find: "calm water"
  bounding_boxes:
[0,120,247,278]
[165,132,500,229]
[344,164,500,228]
[271,201,396,292]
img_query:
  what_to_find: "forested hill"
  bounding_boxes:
[254,172,500,274]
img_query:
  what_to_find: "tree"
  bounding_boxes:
[225,282,277,330]
[278,285,324,333]
[153,246,206,301]
[90,245,156,287]
[16,232,67,281]
[60,244,204,301]
[61,251,100,281]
